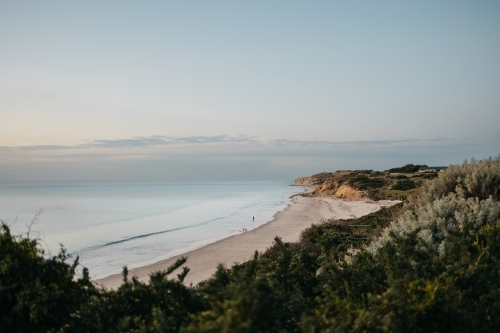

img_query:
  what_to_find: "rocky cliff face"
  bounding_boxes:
[294,171,368,201]
[296,164,429,201]
[293,172,335,186]
[314,182,367,200]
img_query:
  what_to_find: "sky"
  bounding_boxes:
[1,1,499,181]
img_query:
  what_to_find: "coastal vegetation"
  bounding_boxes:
[300,166,432,200]
[2,156,500,332]
[388,164,427,173]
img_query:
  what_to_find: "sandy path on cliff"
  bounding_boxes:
[95,192,398,289]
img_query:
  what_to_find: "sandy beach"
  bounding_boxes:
[95,188,398,289]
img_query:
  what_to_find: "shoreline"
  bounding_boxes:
[95,187,398,289]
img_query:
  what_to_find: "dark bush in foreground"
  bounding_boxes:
[0,224,95,333]
[77,260,205,333]
[0,225,203,333]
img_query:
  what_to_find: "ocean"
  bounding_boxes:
[0,181,301,279]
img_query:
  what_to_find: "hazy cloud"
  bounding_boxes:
[0,135,453,151]
[0,135,258,150]
[1,134,497,181]
[267,137,450,146]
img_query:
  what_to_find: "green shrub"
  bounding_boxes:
[302,220,500,333]
[410,156,500,205]
[0,223,204,333]
[388,164,426,173]
[77,259,205,333]
[0,223,95,333]
[347,176,386,190]
[392,179,417,190]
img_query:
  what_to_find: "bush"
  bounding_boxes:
[371,156,500,253]
[391,175,408,179]
[0,223,95,333]
[388,164,427,173]
[409,156,500,205]
[303,220,500,333]
[0,223,204,333]
[391,179,417,190]
[77,258,205,333]
[347,176,386,190]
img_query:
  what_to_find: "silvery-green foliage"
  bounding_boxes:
[369,193,500,254]
[409,155,500,206]
[368,155,500,254]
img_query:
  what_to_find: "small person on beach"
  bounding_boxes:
[253,216,254,222]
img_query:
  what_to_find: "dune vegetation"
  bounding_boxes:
[1,156,500,332]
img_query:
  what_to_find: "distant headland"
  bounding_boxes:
[294,164,444,201]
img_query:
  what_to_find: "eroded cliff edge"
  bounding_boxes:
[294,165,434,201]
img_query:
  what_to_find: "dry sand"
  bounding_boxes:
[95,187,398,289]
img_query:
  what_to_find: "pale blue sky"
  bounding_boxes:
[1,1,499,180]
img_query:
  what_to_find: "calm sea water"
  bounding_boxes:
[0,181,301,279]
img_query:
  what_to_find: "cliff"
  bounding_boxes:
[294,167,427,201]
[294,171,368,200]
[294,172,336,186]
